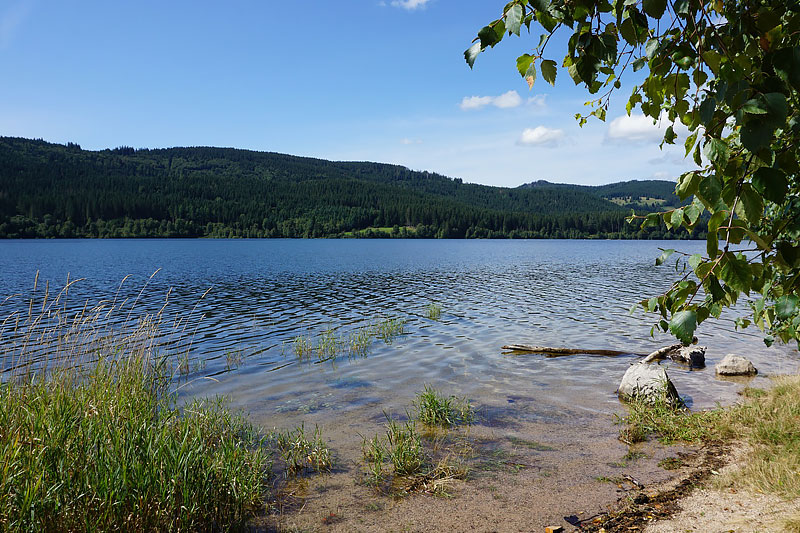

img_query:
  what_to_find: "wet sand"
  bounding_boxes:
[247,395,701,532]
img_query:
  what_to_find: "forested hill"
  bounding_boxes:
[520,179,682,208]
[0,137,695,239]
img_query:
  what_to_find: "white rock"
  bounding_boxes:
[617,363,681,405]
[715,354,757,376]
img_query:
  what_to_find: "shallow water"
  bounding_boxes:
[1,239,798,425]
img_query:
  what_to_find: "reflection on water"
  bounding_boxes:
[1,239,798,426]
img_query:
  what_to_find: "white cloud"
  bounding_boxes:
[526,95,547,108]
[493,90,522,108]
[460,90,523,110]
[517,126,564,147]
[459,95,494,110]
[606,112,688,144]
[390,0,430,10]
[400,138,422,145]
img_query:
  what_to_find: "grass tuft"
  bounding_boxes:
[273,424,333,476]
[425,303,442,320]
[414,385,473,428]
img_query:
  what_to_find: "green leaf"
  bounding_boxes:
[643,0,668,18]
[645,39,659,60]
[778,242,800,268]
[506,4,523,36]
[741,116,774,153]
[752,167,789,204]
[763,92,789,123]
[530,0,550,11]
[719,253,752,294]
[656,248,675,266]
[669,310,697,345]
[703,138,730,166]
[676,171,701,200]
[697,174,722,208]
[517,54,535,78]
[701,51,722,74]
[776,295,800,320]
[478,25,501,49]
[540,59,557,85]
[773,46,800,92]
[684,130,699,157]
[670,208,684,228]
[741,99,768,115]
[735,184,764,224]
[465,43,481,68]
[688,254,703,272]
[632,57,647,72]
[685,202,702,225]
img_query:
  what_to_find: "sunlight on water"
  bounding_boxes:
[1,239,798,425]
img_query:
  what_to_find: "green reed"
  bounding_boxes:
[285,317,408,363]
[0,275,332,532]
[425,302,442,320]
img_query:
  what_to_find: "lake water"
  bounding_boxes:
[1,239,798,428]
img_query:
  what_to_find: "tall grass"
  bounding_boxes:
[0,274,328,531]
[617,375,800,527]
[0,331,272,531]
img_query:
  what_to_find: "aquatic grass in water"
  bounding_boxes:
[347,325,373,358]
[425,302,442,320]
[225,348,245,370]
[284,316,408,363]
[374,317,406,344]
[415,385,473,428]
[292,334,314,359]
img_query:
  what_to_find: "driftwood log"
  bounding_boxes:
[501,345,633,356]
[502,337,703,367]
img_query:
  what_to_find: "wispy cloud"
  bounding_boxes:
[0,0,33,49]
[389,0,430,10]
[527,95,547,109]
[517,126,564,147]
[400,138,422,145]
[606,112,688,144]
[460,90,523,110]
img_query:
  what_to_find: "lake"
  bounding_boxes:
[1,239,798,429]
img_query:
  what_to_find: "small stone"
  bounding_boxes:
[544,527,564,533]
[675,345,705,368]
[715,354,757,376]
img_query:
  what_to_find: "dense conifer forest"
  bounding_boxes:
[0,137,701,239]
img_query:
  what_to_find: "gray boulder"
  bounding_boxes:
[618,363,681,405]
[715,354,757,376]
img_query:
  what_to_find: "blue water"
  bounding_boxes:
[1,239,797,424]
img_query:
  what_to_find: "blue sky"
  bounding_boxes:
[0,0,694,187]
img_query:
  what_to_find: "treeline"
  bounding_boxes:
[0,137,699,239]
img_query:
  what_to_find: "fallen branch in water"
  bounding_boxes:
[501,345,633,356]
[502,338,701,365]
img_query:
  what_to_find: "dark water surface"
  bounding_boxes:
[1,239,798,427]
